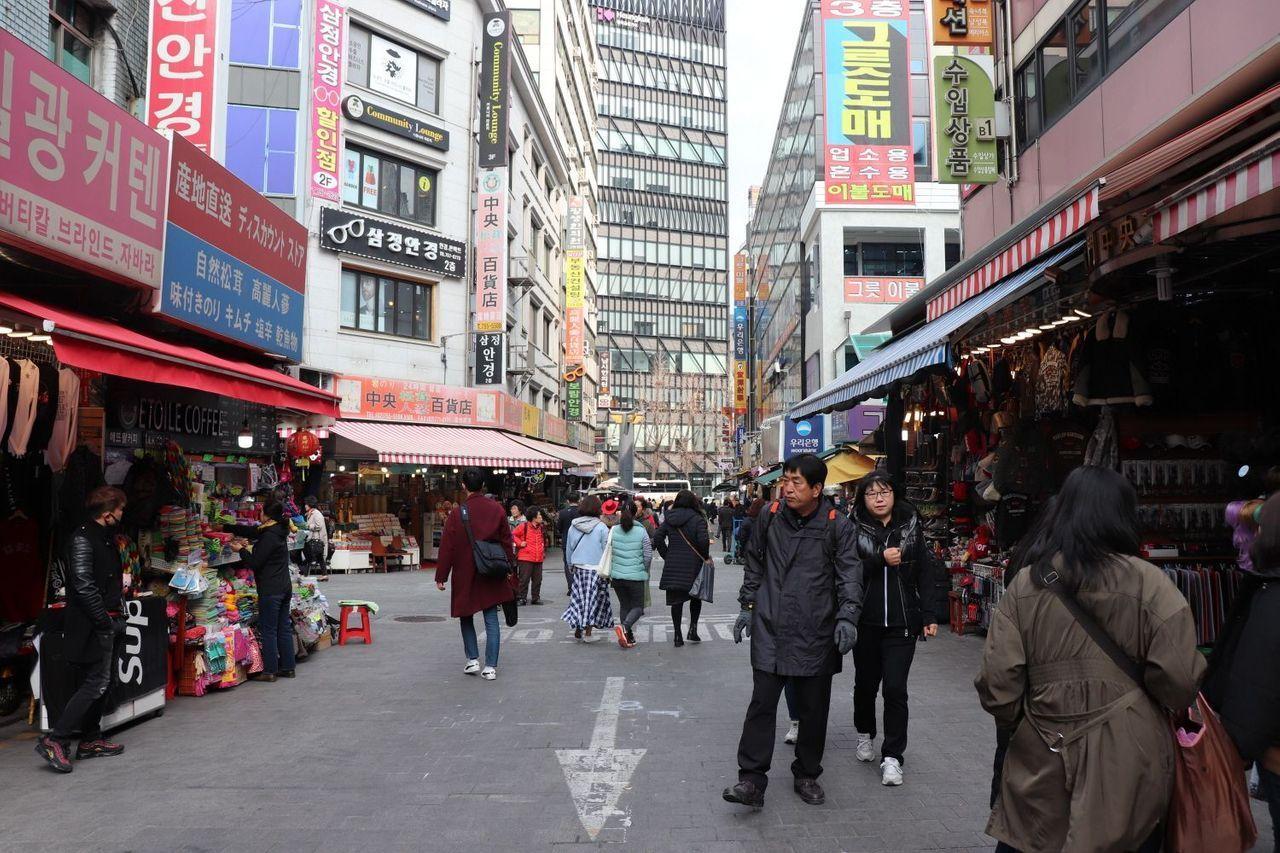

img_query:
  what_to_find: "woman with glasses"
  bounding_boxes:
[850,472,947,787]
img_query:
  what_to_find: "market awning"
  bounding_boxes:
[1152,130,1280,241]
[0,293,338,416]
[792,242,1082,419]
[508,435,597,468]
[821,446,877,485]
[755,466,783,487]
[329,421,562,468]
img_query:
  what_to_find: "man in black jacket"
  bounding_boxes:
[716,499,735,553]
[36,487,128,773]
[556,493,580,594]
[724,454,864,808]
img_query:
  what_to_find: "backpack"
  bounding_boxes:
[753,501,839,566]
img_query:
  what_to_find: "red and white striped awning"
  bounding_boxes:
[1152,132,1280,241]
[927,187,1098,322]
[329,421,562,469]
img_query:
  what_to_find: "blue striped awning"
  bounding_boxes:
[791,241,1083,419]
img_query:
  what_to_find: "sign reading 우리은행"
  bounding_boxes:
[146,0,218,154]
[0,29,169,289]
[474,168,508,331]
[479,11,512,168]
[308,0,346,202]
[935,55,998,184]
[822,0,914,205]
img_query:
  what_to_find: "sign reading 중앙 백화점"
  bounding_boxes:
[932,0,992,47]
[0,30,169,289]
[474,169,508,331]
[308,0,345,202]
[844,276,924,304]
[934,56,998,184]
[146,0,218,154]
[822,0,914,205]
[336,376,503,426]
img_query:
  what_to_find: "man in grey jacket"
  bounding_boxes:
[723,454,864,809]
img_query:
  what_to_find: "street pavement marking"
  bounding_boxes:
[555,676,646,841]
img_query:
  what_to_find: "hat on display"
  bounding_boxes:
[601,499,619,515]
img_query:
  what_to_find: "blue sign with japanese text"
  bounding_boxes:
[783,415,827,460]
[159,223,304,361]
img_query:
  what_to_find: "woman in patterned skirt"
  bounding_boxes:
[561,495,614,642]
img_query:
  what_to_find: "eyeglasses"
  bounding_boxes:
[865,489,893,499]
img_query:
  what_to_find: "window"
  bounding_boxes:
[341,145,438,227]
[226,106,297,195]
[860,243,924,276]
[1015,60,1040,149]
[230,0,301,69]
[843,245,859,276]
[1071,1,1101,93]
[48,1,95,85]
[911,120,930,169]
[1107,0,1188,67]
[347,26,440,113]
[341,270,432,339]
[1040,24,1071,126]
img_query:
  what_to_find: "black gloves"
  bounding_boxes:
[834,620,858,655]
[733,609,753,644]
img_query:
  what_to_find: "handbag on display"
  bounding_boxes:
[460,505,514,579]
[678,528,715,603]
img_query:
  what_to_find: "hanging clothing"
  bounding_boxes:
[1071,311,1154,407]
[0,358,10,447]
[44,368,80,472]
[6,359,39,456]
[1035,344,1068,418]
[27,362,59,454]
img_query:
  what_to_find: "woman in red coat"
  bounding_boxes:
[435,469,516,680]
[513,507,548,606]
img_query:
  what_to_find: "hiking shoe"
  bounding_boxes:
[722,779,764,809]
[76,738,124,760]
[464,659,480,675]
[480,667,497,681]
[881,757,904,786]
[35,736,73,773]
[615,625,629,649]
[793,777,825,805]
[784,721,799,744]
[686,628,702,643]
[856,734,876,762]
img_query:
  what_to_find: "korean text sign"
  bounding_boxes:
[146,0,219,154]
[733,252,748,305]
[843,276,924,303]
[479,12,511,168]
[934,56,998,184]
[308,0,346,202]
[822,0,914,205]
[475,332,505,387]
[0,29,168,288]
[564,196,586,366]
[337,375,504,426]
[932,0,992,47]
[161,134,308,360]
[783,416,827,458]
[474,168,508,332]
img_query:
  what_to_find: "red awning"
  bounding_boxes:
[0,293,338,416]
[509,434,597,468]
[1152,130,1280,241]
[330,421,563,468]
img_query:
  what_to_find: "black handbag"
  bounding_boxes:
[460,505,513,579]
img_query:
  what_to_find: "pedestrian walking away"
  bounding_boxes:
[557,493,581,594]
[975,466,1203,853]
[717,499,735,554]
[436,469,516,680]
[513,507,548,606]
[561,495,614,642]
[654,490,712,646]
[225,497,296,683]
[1203,491,1280,851]
[723,454,864,810]
[36,487,130,774]
[608,505,653,649]
[849,472,947,785]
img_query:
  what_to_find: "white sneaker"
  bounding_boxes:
[464,659,480,675]
[784,721,799,744]
[480,666,497,680]
[856,734,876,762]
[880,757,903,786]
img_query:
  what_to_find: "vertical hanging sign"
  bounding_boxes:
[564,195,586,368]
[474,168,508,332]
[821,0,914,205]
[732,251,749,415]
[145,0,219,154]
[479,11,511,168]
[474,332,505,386]
[308,0,346,202]
[934,55,998,184]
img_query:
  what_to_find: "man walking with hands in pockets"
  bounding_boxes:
[724,454,865,809]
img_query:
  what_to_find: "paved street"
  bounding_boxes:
[1,553,1273,853]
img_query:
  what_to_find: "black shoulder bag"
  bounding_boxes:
[460,505,513,579]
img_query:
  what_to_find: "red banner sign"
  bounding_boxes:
[337,376,507,427]
[843,276,924,304]
[146,0,219,154]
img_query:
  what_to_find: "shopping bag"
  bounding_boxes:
[1164,693,1257,852]
[688,559,715,603]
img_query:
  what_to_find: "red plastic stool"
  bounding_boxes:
[338,602,374,645]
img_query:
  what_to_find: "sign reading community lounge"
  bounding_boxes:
[342,95,449,152]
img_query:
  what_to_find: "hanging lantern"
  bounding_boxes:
[287,430,320,461]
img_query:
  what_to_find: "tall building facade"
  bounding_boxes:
[590,0,730,490]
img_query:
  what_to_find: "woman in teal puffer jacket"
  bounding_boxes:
[609,506,653,649]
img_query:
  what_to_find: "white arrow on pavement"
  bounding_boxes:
[556,676,646,841]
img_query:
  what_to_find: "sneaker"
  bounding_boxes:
[464,659,480,675]
[686,628,702,643]
[624,628,637,647]
[722,779,764,809]
[480,667,497,681]
[881,757,904,786]
[75,738,124,760]
[277,669,296,679]
[856,734,876,762]
[614,625,629,649]
[583,630,599,643]
[517,598,527,606]
[529,599,546,605]
[35,736,73,773]
[793,777,825,805]
[784,721,799,745]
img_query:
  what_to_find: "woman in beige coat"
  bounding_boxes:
[975,466,1203,853]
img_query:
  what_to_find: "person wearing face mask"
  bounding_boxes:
[36,487,129,774]
[849,472,947,787]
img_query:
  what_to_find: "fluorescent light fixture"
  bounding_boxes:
[8,329,31,338]
[1000,336,1017,345]
[0,324,12,334]
[29,333,51,342]
[1038,323,1056,330]
[1073,308,1092,318]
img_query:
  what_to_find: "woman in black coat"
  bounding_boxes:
[654,490,711,647]
[228,498,295,682]
[1204,492,1280,850]
[849,472,946,786]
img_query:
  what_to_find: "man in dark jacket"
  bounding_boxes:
[724,455,864,809]
[556,493,581,594]
[717,499,735,553]
[228,499,295,682]
[36,487,128,773]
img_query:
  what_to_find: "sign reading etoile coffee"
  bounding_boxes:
[319,207,465,278]
[342,95,449,151]
[479,12,511,167]
[107,380,276,454]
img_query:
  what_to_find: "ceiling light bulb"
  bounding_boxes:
[1038,323,1056,330]
[338,465,346,472]
[0,325,12,335]
[1073,308,1092,318]
[1000,336,1017,345]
